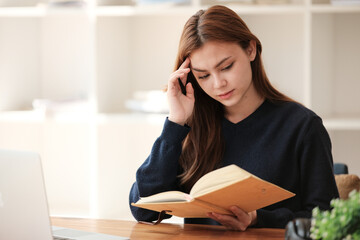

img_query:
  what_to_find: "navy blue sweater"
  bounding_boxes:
[129,100,339,228]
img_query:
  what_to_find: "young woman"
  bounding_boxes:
[129,5,338,230]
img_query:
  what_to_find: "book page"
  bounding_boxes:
[136,191,191,204]
[190,164,253,197]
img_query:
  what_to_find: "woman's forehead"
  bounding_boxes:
[190,41,241,69]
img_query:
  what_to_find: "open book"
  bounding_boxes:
[131,164,295,218]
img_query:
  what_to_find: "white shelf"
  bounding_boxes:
[0,6,45,17]
[2,4,359,17]
[0,111,44,123]
[0,110,167,125]
[0,5,93,17]
[4,110,360,131]
[0,110,99,123]
[311,4,360,13]
[96,5,195,16]
[97,113,166,125]
[224,4,305,14]
[95,4,306,16]
[0,4,306,18]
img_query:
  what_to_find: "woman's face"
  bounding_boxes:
[190,40,257,111]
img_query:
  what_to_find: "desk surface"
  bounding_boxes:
[51,217,285,240]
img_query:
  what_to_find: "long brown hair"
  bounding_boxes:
[175,5,293,191]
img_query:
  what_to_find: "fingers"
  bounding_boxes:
[207,213,237,230]
[179,57,190,70]
[185,82,194,99]
[230,206,251,224]
[207,206,253,231]
[177,58,191,86]
[169,69,190,83]
[168,69,190,96]
[177,69,191,86]
[208,212,249,231]
[168,58,191,96]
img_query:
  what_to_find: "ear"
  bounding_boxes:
[247,40,257,61]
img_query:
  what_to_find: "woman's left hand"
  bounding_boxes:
[207,206,257,231]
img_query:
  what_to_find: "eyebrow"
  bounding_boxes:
[191,56,232,72]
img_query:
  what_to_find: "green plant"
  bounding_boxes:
[310,190,360,240]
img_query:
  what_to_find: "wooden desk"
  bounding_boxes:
[51,217,285,240]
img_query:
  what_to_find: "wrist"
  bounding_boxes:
[168,116,186,126]
[250,210,258,226]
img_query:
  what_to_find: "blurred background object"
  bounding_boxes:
[125,90,169,113]
[97,0,135,6]
[47,0,87,7]
[331,0,360,5]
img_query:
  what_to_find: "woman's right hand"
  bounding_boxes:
[167,58,195,126]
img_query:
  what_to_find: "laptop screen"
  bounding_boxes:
[0,149,53,240]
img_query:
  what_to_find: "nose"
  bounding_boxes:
[213,74,227,89]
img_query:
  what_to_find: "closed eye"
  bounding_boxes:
[222,62,234,71]
[198,74,210,80]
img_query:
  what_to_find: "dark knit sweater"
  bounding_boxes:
[129,100,339,228]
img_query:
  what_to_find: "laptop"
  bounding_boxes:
[0,149,129,240]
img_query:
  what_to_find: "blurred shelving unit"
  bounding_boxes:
[310,5,360,12]
[0,0,359,220]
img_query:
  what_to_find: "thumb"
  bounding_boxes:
[185,82,195,101]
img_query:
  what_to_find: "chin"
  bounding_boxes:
[219,99,237,108]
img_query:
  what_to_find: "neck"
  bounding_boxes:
[225,83,264,124]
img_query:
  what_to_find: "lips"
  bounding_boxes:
[218,89,234,100]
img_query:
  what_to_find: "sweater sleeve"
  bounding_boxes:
[129,118,190,222]
[255,117,339,228]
